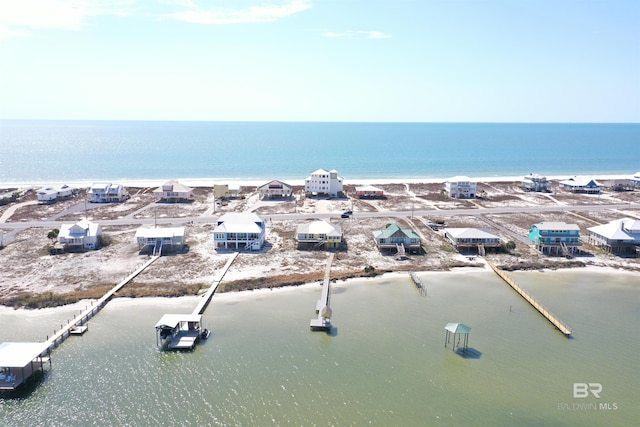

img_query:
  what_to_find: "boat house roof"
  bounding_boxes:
[444,323,471,334]
[154,314,202,330]
[0,342,50,368]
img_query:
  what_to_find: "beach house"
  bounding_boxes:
[213,212,266,251]
[295,220,343,249]
[529,222,581,256]
[37,184,77,203]
[304,169,344,197]
[444,177,476,199]
[632,172,640,186]
[355,185,385,198]
[372,223,421,254]
[559,176,601,194]
[213,184,239,199]
[153,180,193,202]
[587,218,640,257]
[135,226,186,255]
[88,183,129,203]
[58,219,103,251]
[257,180,293,199]
[522,174,551,192]
[444,228,501,253]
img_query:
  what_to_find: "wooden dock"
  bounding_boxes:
[193,252,239,316]
[45,255,160,350]
[486,259,572,337]
[310,253,334,331]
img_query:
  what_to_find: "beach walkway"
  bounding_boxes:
[310,252,334,330]
[193,252,239,316]
[45,255,161,350]
[486,259,572,337]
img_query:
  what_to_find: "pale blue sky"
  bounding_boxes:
[0,0,638,122]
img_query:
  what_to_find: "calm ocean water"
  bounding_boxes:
[0,121,638,184]
[0,270,638,426]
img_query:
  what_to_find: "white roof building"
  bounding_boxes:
[633,172,640,185]
[135,226,186,254]
[444,228,501,252]
[37,184,76,203]
[213,212,266,250]
[587,218,640,256]
[559,176,601,193]
[88,183,128,203]
[295,220,343,249]
[58,219,102,250]
[304,169,344,197]
[444,176,477,199]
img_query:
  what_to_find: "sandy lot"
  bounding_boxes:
[1,180,639,307]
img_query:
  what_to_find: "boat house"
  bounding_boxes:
[0,342,52,391]
[155,314,203,351]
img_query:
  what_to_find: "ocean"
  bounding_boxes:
[0,121,638,184]
[0,270,638,426]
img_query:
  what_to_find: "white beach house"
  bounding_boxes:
[88,183,129,203]
[213,212,266,250]
[633,172,640,186]
[295,220,343,249]
[58,219,103,250]
[444,176,477,199]
[257,180,293,199]
[304,169,343,197]
[135,226,186,254]
[559,176,601,194]
[444,228,501,253]
[37,184,77,203]
[153,180,193,202]
[522,174,551,192]
[587,218,640,257]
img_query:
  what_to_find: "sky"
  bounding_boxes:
[0,0,638,122]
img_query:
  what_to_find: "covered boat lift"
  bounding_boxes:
[155,314,203,351]
[444,323,471,353]
[0,342,52,391]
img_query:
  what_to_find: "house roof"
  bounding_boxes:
[0,342,50,368]
[310,168,330,175]
[155,180,193,193]
[588,218,640,241]
[447,176,474,182]
[532,222,580,231]
[444,323,471,334]
[296,220,342,236]
[559,176,600,187]
[445,228,499,239]
[373,223,419,240]
[356,185,384,192]
[257,180,292,191]
[135,227,185,239]
[215,213,265,234]
[154,314,202,330]
[59,219,101,239]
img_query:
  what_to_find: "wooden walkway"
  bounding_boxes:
[45,255,161,350]
[193,252,239,316]
[486,260,572,337]
[310,253,335,330]
[409,272,426,296]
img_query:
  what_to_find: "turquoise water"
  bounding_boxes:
[0,270,638,426]
[1,121,638,183]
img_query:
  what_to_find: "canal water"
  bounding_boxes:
[0,269,638,426]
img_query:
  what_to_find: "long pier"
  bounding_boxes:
[193,252,239,316]
[46,255,161,350]
[486,259,572,337]
[310,253,334,330]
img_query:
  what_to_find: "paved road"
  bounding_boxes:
[1,202,638,230]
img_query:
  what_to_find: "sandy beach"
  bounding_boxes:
[1,176,639,308]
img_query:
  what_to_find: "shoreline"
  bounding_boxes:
[1,266,637,316]
[0,173,635,190]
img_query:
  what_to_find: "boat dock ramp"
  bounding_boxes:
[310,253,334,331]
[155,252,239,350]
[486,259,572,337]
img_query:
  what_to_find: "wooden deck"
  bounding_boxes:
[193,252,239,316]
[486,260,572,337]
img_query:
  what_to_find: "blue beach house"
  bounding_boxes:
[529,222,581,256]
